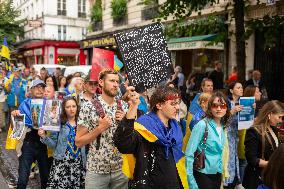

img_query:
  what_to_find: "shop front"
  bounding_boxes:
[15,40,86,67]
[167,34,225,77]
[81,35,117,65]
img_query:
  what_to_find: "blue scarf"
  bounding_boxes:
[66,122,80,158]
[136,112,184,162]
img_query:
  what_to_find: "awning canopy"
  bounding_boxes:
[167,34,224,51]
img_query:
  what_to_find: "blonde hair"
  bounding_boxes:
[254,100,284,128]
[198,92,212,106]
[254,100,284,156]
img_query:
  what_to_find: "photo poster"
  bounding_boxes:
[55,91,67,101]
[10,114,25,139]
[40,99,62,131]
[25,82,31,97]
[114,22,173,93]
[90,48,114,81]
[238,97,255,130]
[266,0,275,5]
[31,99,44,129]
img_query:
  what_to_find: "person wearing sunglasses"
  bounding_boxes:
[224,81,244,189]
[186,91,230,189]
[77,71,98,107]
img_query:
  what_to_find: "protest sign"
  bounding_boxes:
[90,48,114,81]
[238,97,255,130]
[10,114,25,139]
[114,22,173,92]
[31,99,44,129]
[40,100,61,131]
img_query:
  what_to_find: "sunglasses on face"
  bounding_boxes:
[87,82,98,86]
[211,103,227,109]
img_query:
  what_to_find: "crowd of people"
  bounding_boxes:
[0,61,283,189]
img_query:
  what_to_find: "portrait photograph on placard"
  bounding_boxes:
[114,22,173,92]
[40,100,61,131]
[10,114,25,139]
[31,99,44,129]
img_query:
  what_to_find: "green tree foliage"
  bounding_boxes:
[164,14,227,42]
[111,0,127,21]
[91,0,102,22]
[153,0,246,83]
[0,0,24,48]
[246,15,284,49]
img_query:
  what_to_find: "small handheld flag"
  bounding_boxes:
[1,37,10,60]
[114,55,123,71]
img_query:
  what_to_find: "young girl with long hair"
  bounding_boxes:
[38,96,85,188]
[186,91,230,189]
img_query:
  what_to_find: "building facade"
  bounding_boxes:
[85,0,284,100]
[84,0,233,77]
[13,0,90,66]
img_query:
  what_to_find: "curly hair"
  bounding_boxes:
[206,91,231,126]
[149,85,180,112]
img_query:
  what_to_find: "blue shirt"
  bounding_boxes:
[18,98,33,128]
[41,123,86,165]
[185,118,225,189]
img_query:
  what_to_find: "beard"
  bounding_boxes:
[103,87,118,97]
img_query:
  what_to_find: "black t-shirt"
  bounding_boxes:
[150,146,181,189]
[208,70,224,90]
[24,128,41,143]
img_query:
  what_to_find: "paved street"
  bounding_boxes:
[0,169,9,189]
[0,131,40,189]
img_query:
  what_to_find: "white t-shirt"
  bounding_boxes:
[216,126,222,142]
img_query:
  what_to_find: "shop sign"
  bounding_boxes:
[24,50,33,56]
[57,48,80,55]
[82,37,116,48]
[167,41,224,51]
[28,20,42,28]
[34,48,42,55]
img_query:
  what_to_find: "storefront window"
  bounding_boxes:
[192,49,224,72]
[57,56,78,66]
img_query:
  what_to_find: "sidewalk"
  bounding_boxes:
[0,131,40,189]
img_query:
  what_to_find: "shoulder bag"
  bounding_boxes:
[193,120,208,170]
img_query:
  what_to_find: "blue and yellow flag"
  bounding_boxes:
[114,55,123,71]
[1,37,10,60]
[122,112,189,189]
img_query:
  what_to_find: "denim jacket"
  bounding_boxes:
[185,118,226,189]
[41,123,86,165]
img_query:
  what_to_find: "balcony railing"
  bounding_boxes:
[113,15,128,27]
[142,5,158,20]
[92,21,103,32]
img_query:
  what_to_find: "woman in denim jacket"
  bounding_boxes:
[38,96,86,189]
[186,92,230,189]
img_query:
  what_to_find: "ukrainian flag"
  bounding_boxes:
[1,37,10,60]
[114,55,123,71]
[122,113,189,189]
